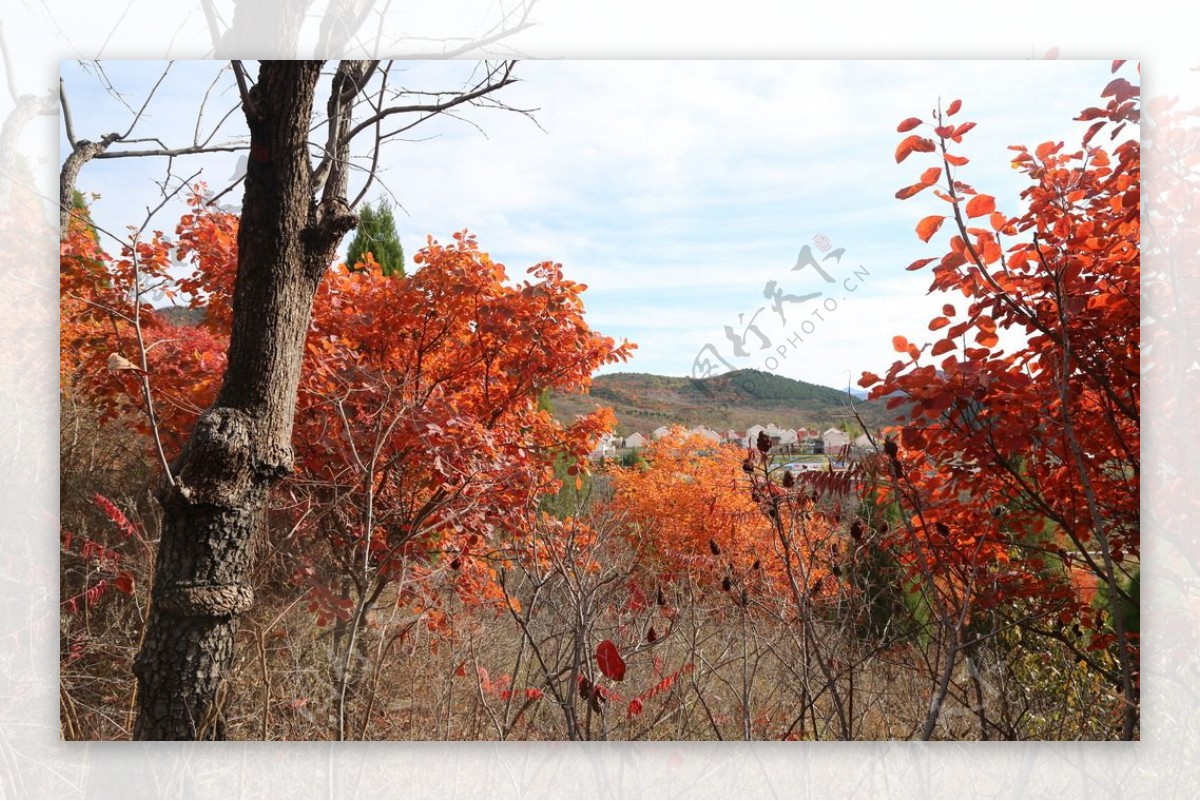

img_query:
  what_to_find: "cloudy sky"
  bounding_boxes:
[61,58,1117,390]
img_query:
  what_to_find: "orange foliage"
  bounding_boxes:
[60,193,635,627]
[860,64,1140,638]
[604,428,842,608]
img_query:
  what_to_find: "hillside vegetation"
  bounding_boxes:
[551,369,892,437]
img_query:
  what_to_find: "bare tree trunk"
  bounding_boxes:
[212,0,313,58]
[132,60,355,740]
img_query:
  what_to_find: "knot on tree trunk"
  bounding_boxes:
[168,407,294,506]
[303,197,357,275]
[154,582,255,616]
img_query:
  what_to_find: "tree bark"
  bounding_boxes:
[132,61,355,740]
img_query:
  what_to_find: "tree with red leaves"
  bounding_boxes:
[860,62,1140,739]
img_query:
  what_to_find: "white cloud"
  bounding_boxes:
[64,58,1116,390]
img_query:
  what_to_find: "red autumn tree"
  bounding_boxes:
[61,191,634,737]
[860,62,1140,739]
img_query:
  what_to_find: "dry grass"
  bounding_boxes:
[59,401,1127,742]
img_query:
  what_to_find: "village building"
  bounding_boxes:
[623,432,648,449]
[822,427,850,455]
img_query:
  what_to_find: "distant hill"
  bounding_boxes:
[551,369,897,438]
[153,305,207,327]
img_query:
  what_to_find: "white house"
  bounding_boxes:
[652,425,672,441]
[689,425,722,443]
[589,432,618,460]
[623,432,648,449]
[770,425,799,446]
[746,424,767,447]
[853,433,877,453]
[823,427,850,454]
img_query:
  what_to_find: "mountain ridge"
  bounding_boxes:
[551,368,894,437]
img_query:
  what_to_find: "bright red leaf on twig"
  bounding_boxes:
[596,639,627,681]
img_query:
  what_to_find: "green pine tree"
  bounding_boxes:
[347,199,405,276]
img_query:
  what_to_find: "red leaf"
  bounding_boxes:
[896,117,923,133]
[965,195,995,219]
[1082,120,1106,148]
[895,182,930,200]
[895,135,936,163]
[975,330,999,348]
[892,335,910,353]
[941,251,968,270]
[919,166,942,185]
[944,153,969,167]
[859,371,882,387]
[916,215,946,243]
[929,316,950,331]
[951,122,976,139]
[1035,141,1063,160]
[93,493,139,539]
[1102,77,1138,103]
[596,639,627,681]
[931,338,956,356]
[114,572,135,595]
[946,99,962,116]
[906,257,937,271]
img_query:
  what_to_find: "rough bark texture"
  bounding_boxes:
[132,61,354,740]
[56,129,110,240]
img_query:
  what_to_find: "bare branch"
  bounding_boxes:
[311,60,376,201]
[59,77,79,146]
[94,143,248,160]
[205,172,247,208]
[343,60,520,144]
[350,63,390,209]
[231,60,258,120]
[118,62,174,140]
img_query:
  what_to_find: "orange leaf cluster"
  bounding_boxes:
[862,67,1140,634]
[60,195,635,625]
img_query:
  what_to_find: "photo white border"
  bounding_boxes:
[3,2,1193,797]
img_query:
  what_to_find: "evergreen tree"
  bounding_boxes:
[347,199,405,276]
